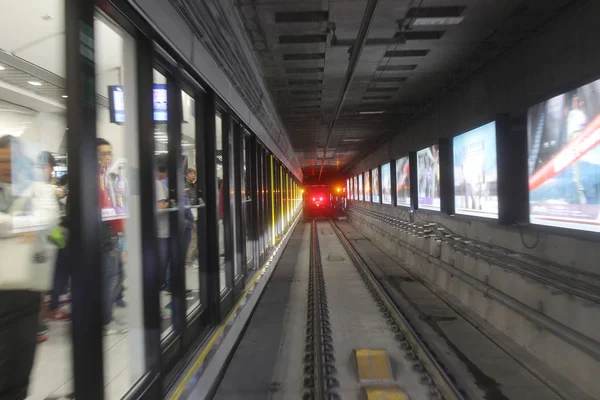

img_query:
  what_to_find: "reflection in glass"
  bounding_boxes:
[216,115,226,292]
[96,14,146,397]
[181,90,202,313]
[242,136,254,275]
[152,69,175,337]
[0,1,74,397]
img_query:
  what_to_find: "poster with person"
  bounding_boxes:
[381,163,392,205]
[396,156,410,207]
[371,167,380,203]
[453,122,498,218]
[528,78,600,232]
[417,145,440,210]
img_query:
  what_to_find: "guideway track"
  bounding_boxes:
[304,219,338,399]
[212,219,450,399]
[328,219,463,400]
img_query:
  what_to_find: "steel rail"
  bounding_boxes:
[329,218,465,400]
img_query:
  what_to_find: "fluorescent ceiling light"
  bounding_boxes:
[28,81,42,86]
[359,110,385,115]
[342,138,361,142]
[62,95,68,98]
[0,65,5,71]
[412,16,464,26]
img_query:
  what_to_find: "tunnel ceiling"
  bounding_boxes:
[234,0,574,181]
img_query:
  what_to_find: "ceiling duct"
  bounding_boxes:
[275,10,329,24]
[279,34,327,44]
[385,49,429,57]
[286,67,324,74]
[318,0,381,181]
[377,65,418,71]
[282,52,325,61]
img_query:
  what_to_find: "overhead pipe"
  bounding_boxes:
[318,0,381,182]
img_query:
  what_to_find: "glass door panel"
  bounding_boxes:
[153,68,176,339]
[181,89,203,315]
[215,114,226,293]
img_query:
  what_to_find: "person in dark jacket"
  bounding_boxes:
[185,168,198,206]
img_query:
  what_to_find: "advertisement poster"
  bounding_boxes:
[358,174,363,201]
[381,163,392,204]
[417,145,440,210]
[364,170,371,201]
[354,176,358,200]
[453,121,498,218]
[372,167,380,203]
[528,79,600,232]
[347,178,352,200]
[396,156,410,206]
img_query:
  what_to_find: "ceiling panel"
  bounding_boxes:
[235,0,574,179]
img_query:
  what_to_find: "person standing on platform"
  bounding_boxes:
[97,138,127,335]
[0,135,59,399]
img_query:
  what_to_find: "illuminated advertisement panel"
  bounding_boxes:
[346,178,351,199]
[528,80,600,232]
[358,174,363,200]
[354,176,358,200]
[381,163,392,204]
[417,145,440,210]
[372,167,380,203]
[453,121,498,218]
[364,170,371,201]
[396,156,410,206]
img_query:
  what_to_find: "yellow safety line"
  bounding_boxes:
[169,214,301,400]
[168,274,258,399]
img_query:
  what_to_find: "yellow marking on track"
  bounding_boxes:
[355,349,394,383]
[364,386,409,400]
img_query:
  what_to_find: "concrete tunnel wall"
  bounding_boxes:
[348,1,600,287]
[346,1,600,398]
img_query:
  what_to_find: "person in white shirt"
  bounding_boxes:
[0,135,59,399]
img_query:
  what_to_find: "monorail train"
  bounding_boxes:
[302,184,346,218]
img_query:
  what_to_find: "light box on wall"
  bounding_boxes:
[396,156,410,207]
[108,84,168,123]
[354,176,358,200]
[364,170,371,201]
[372,167,380,203]
[381,163,392,205]
[527,79,600,233]
[417,145,440,210]
[453,121,499,218]
[347,178,351,199]
[358,174,363,201]
[108,86,125,124]
[153,84,168,122]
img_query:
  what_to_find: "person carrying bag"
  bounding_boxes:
[0,135,60,400]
